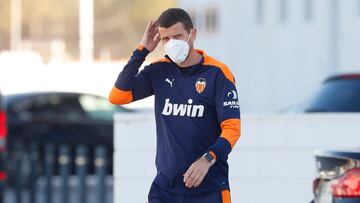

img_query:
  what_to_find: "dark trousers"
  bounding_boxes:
[148,182,231,203]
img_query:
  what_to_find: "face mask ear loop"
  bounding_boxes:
[187,29,193,43]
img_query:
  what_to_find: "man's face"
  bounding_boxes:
[158,22,195,48]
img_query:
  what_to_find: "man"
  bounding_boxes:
[109,8,241,203]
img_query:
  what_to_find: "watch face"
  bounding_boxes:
[205,153,214,162]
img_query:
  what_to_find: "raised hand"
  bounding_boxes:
[140,20,160,52]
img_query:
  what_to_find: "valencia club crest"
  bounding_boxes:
[195,78,206,94]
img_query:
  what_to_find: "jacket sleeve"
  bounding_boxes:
[207,69,241,162]
[108,45,154,105]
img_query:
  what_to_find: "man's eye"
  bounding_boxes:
[174,35,183,39]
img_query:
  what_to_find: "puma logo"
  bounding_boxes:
[165,78,175,88]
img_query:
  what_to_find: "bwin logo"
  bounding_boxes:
[162,99,204,117]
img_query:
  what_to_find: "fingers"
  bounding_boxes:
[183,163,204,188]
[141,20,160,51]
[151,20,158,28]
[183,158,211,188]
[150,20,158,28]
[147,20,158,32]
[187,169,201,188]
[145,20,159,42]
[145,20,153,32]
[183,164,198,188]
[183,164,194,184]
[193,172,206,187]
[153,32,160,43]
[145,20,156,35]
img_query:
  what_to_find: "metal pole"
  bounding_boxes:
[14,141,22,203]
[59,144,70,203]
[29,142,39,203]
[79,0,94,63]
[44,143,55,203]
[76,145,88,203]
[95,146,107,203]
[10,0,22,50]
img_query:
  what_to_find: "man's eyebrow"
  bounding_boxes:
[172,33,183,38]
[160,33,183,40]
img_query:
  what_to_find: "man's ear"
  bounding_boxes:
[191,28,197,42]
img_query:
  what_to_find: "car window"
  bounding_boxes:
[304,79,360,112]
[79,94,127,121]
[12,94,86,121]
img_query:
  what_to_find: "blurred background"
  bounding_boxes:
[1,0,360,203]
[0,0,175,61]
[0,0,359,112]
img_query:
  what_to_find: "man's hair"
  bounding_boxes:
[158,8,193,32]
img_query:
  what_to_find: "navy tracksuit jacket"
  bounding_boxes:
[109,46,241,197]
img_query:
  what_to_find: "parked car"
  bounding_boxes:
[303,73,360,202]
[312,150,360,203]
[3,92,131,179]
[298,73,360,113]
[0,91,7,196]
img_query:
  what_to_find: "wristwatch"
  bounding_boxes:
[202,152,216,166]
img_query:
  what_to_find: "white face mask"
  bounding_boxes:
[163,30,192,64]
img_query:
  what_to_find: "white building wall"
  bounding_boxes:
[339,0,360,69]
[114,112,360,203]
[178,0,360,113]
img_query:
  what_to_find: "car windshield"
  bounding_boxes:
[304,79,360,112]
[79,94,128,121]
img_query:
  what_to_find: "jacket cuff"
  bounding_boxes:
[207,137,232,162]
[135,45,150,58]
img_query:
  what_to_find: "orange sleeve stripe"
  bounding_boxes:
[151,57,171,64]
[221,189,231,203]
[220,118,241,148]
[209,150,217,160]
[203,55,235,84]
[137,45,145,51]
[108,86,133,105]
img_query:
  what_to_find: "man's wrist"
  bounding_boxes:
[202,152,216,166]
[135,45,150,58]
